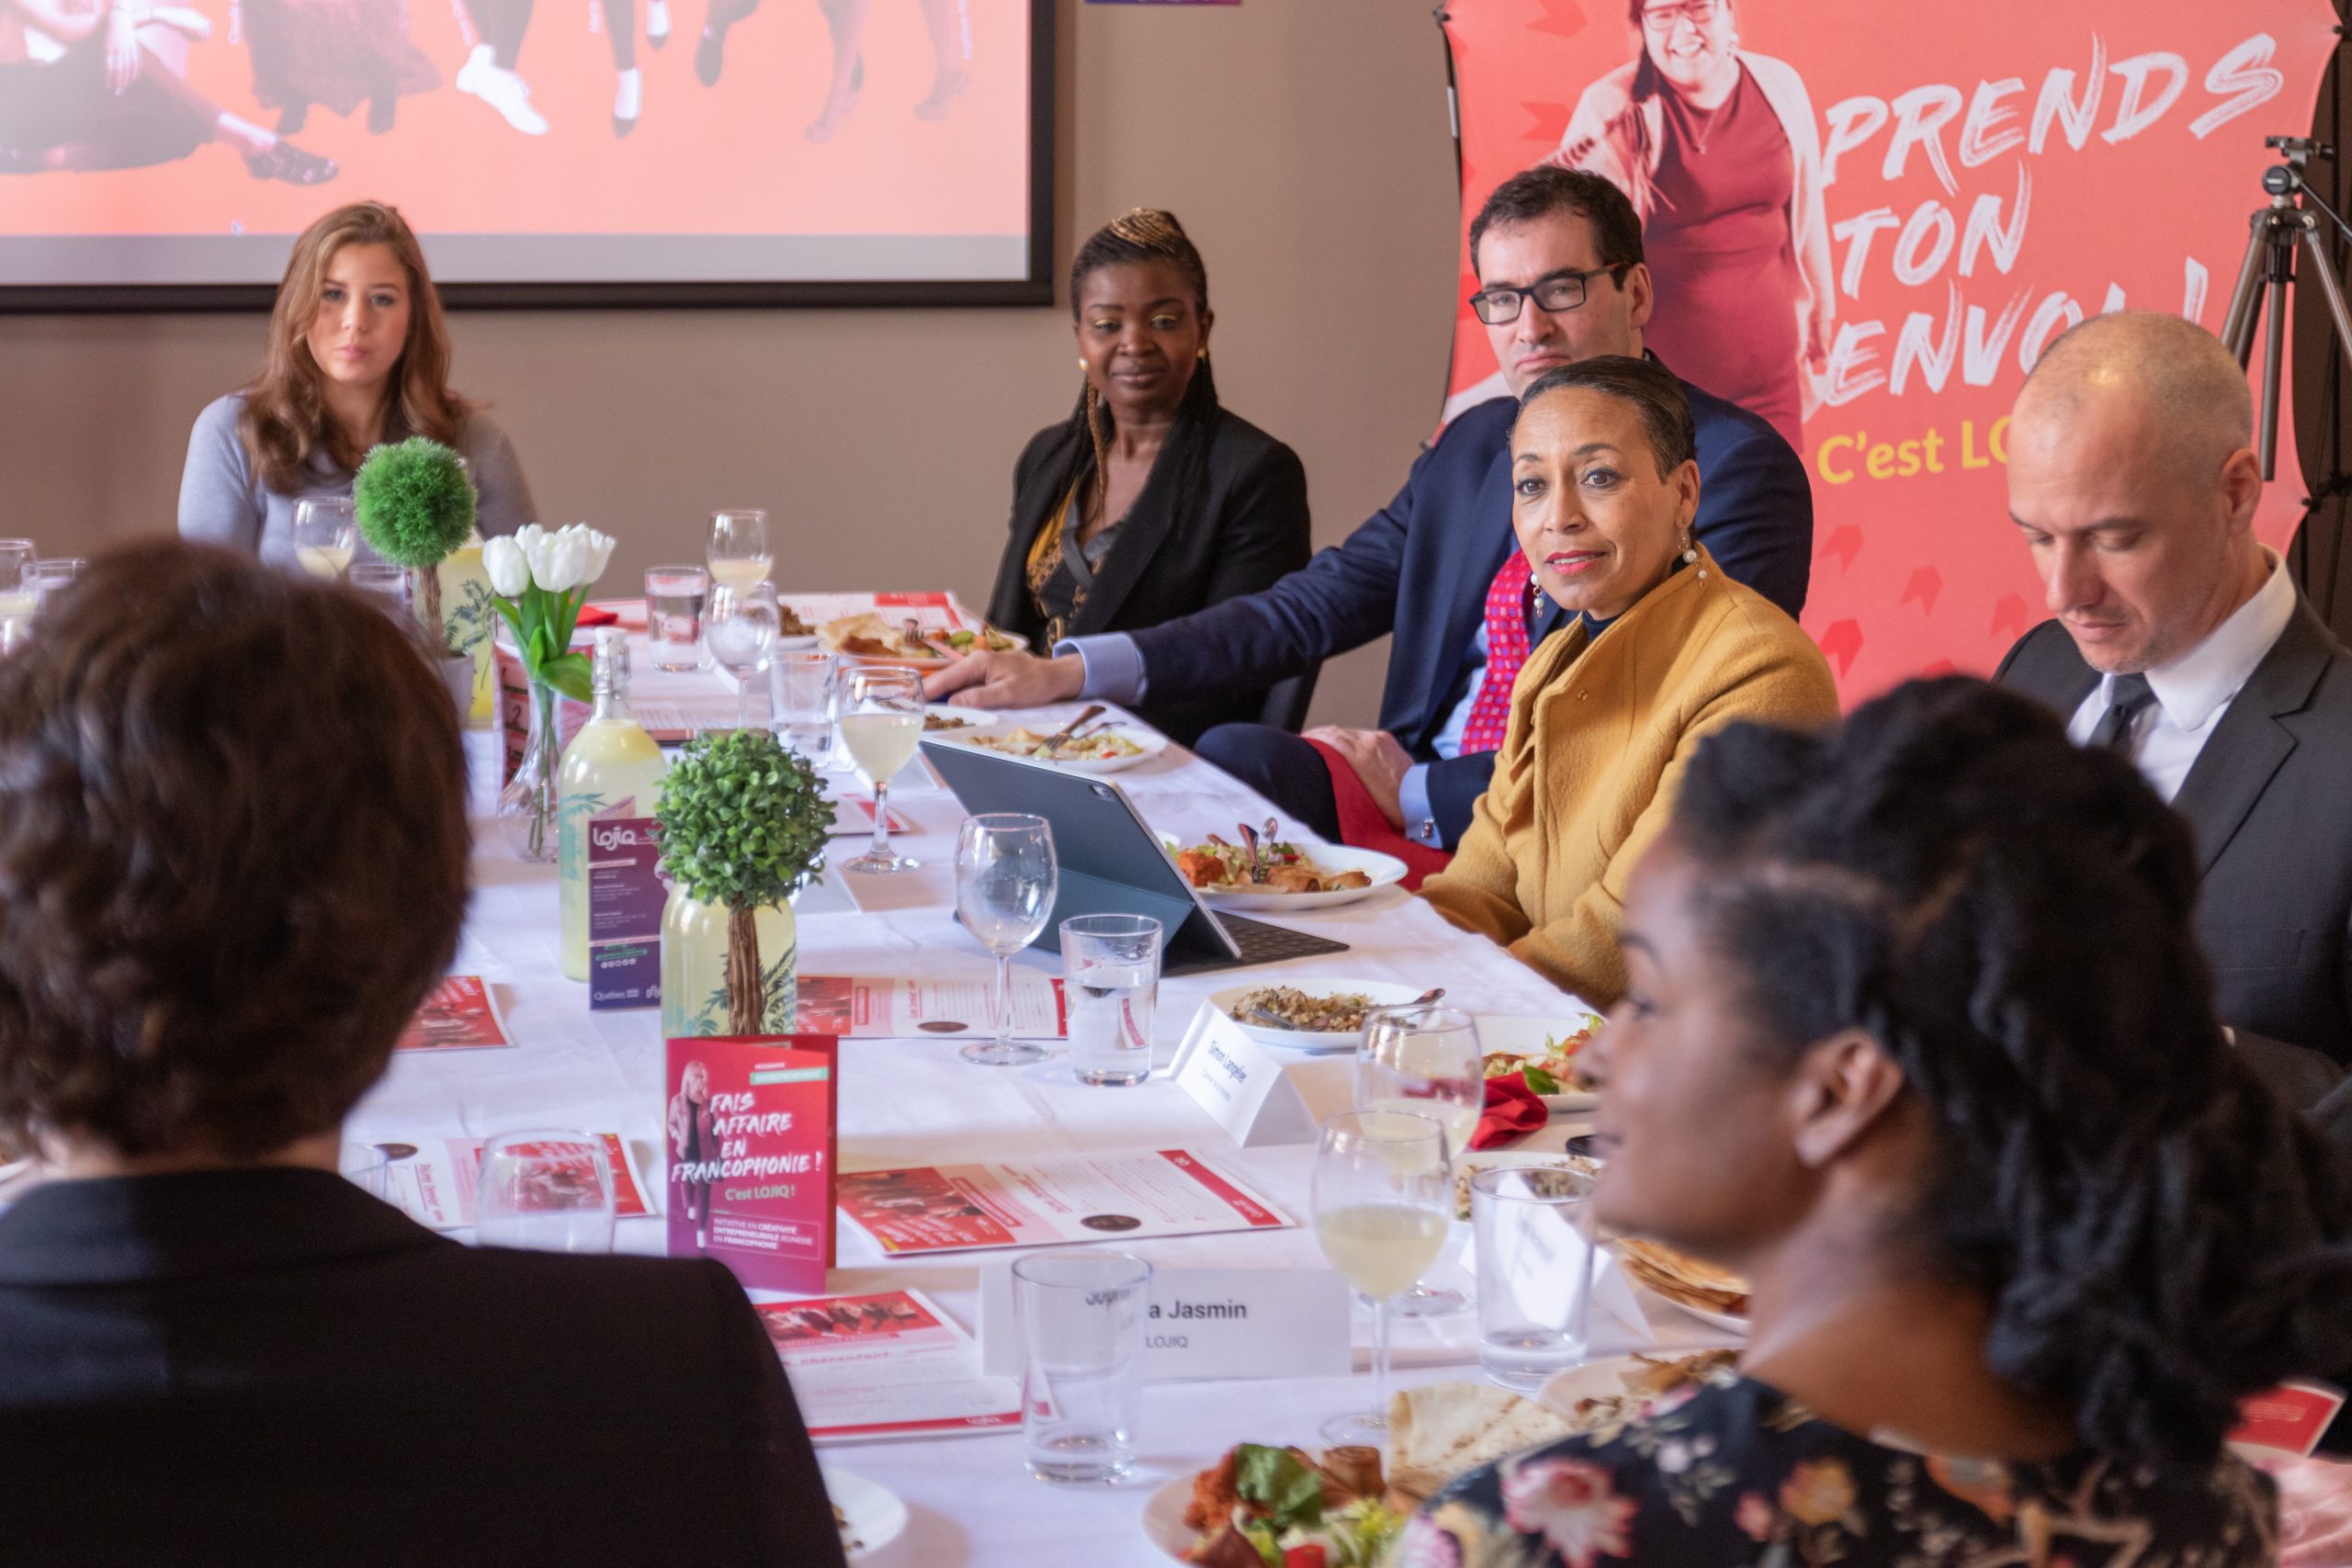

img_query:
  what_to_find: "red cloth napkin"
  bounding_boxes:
[574,604,620,627]
[1301,739,1453,892]
[1472,1075,1547,1150]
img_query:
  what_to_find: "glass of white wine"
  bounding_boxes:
[705,581,780,732]
[838,665,924,874]
[1311,1109,1450,1446]
[955,814,1057,1067]
[1354,1004,1483,1318]
[707,509,772,592]
[292,496,357,581]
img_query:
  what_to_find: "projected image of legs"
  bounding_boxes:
[455,0,546,135]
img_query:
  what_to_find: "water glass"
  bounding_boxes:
[774,649,835,761]
[1355,1004,1482,1317]
[474,1130,616,1254]
[956,814,1057,1066]
[1472,1165,1600,1391]
[338,1142,392,1201]
[706,581,780,731]
[645,563,710,672]
[347,561,410,617]
[839,665,924,874]
[707,509,772,591]
[29,558,84,607]
[1012,1250,1151,1484]
[1311,1110,1450,1446]
[1062,914,1160,1087]
[291,496,357,581]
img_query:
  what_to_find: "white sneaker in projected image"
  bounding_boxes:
[458,45,550,136]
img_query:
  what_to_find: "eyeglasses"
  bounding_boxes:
[1468,265,1632,325]
[1639,0,1722,31]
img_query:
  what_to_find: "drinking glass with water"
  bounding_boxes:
[1061,914,1160,1087]
[645,563,710,672]
[473,1130,616,1254]
[1012,1249,1150,1484]
[1472,1165,1599,1390]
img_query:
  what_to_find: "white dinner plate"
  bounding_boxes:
[1141,1474,1199,1562]
[778,634,820,651]
[1476,1013,1605,1114]
[1535,1355,1646,1424]
[1453,1147,1603,1222]
[1209,979,1431,1051]
[822,1467,909,1563]
[1188,844,1411,912]
[927,721,1169,774]
[1640,1291,1751,1337]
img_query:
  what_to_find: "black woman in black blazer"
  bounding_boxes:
[986,403,1309,746]
[982,207,1311,747]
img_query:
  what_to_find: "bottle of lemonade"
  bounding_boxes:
[559,627,668,981]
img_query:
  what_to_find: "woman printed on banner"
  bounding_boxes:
[1544,0,1834,450]
[668,1058,718,1248]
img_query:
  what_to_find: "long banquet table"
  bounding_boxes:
[348,639,1725,1564]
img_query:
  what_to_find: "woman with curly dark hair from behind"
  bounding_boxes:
[0,542,842,1568]
[1408,676,2352,1565]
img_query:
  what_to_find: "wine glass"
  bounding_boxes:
[838,665,924,874]
[1311,1110,1450,1446]
[473,1130,616,1254]
[707,509,772,591]
[292,496,357,581]
[0,539,34,655]
[705,581,780,732]
[1354,1004,1483,1318]
[955,814,1058,1066]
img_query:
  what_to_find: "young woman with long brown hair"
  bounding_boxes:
[178,202,536,567]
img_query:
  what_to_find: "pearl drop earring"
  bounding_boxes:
[1079,358,1089,370]
[1682,532,1705,580]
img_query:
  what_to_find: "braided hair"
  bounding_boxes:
[1062,208,1220,541]
[1671,675,2352,1470]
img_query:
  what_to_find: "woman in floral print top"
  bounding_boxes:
[1410,680,2352,1568]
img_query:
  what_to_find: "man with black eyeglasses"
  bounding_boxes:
[930,166,1811,862]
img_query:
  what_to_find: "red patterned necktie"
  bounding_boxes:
[1458,551,1533,757]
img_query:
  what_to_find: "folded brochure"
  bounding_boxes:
[370,1133,651,1230]
[755,1288,1018,1443]
[797,974,1068,1040]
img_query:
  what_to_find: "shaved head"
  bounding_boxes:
[2018,310,2255,486]
[2007,312,2267,674]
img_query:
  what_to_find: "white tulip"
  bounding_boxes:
[481,536,530,596]
[519,528,569,592]
[572,526,616,585]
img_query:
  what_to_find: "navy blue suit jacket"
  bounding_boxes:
[1129,370,1814,843]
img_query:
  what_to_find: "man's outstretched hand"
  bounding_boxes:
[921,648,1087,709]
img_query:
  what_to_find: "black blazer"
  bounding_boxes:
[0,1168,847,1568]
[985,404,1311,746]
[1996,599,2352,1149]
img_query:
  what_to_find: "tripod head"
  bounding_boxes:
[2266,135,2335,198]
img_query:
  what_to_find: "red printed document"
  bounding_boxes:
[665,1035,839,1293]
[756,1289,1020,1444]
[837,1148,1293,1256]
[797,975,1069,1040]
[2230,1380,2348,1460]
[395,976,514,1052]
[373,1133,650,1230]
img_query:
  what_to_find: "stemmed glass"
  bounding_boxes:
[0,540,34,655]
[473,1130,616,1254]
[838,666,924,874]
[292,496,357,581]
[707,509,772,591]
[1311,1110,1451,1446]
[705,581,780,732]
[1354,1004,1483,1317]
[955,814,1058,1066]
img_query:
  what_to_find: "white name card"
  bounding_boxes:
[978,1264,1353,1382]
[1169,1004,1320,1147]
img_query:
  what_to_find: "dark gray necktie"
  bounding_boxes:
[2089,672,2157,751]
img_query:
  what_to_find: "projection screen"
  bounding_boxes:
[0,0,1050,307]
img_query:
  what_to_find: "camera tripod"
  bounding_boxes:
[2222,136,2352,480]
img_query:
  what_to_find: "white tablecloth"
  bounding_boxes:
[350,652,1728,1565]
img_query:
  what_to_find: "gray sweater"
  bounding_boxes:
[177,393,537,568]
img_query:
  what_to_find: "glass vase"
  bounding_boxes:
[497,676,562,863]
[661,889,797,1037]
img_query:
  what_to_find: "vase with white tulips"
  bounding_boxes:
[482,523,619,863]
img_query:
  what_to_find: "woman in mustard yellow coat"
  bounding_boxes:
[1420,355,1837,1005]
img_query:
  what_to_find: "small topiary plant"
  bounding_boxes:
[354,436,476,653]
[654,729,836,1033]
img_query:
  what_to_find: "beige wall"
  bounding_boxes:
[0,0,1462,727]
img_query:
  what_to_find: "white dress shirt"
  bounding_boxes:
[2067,549,2300,802]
